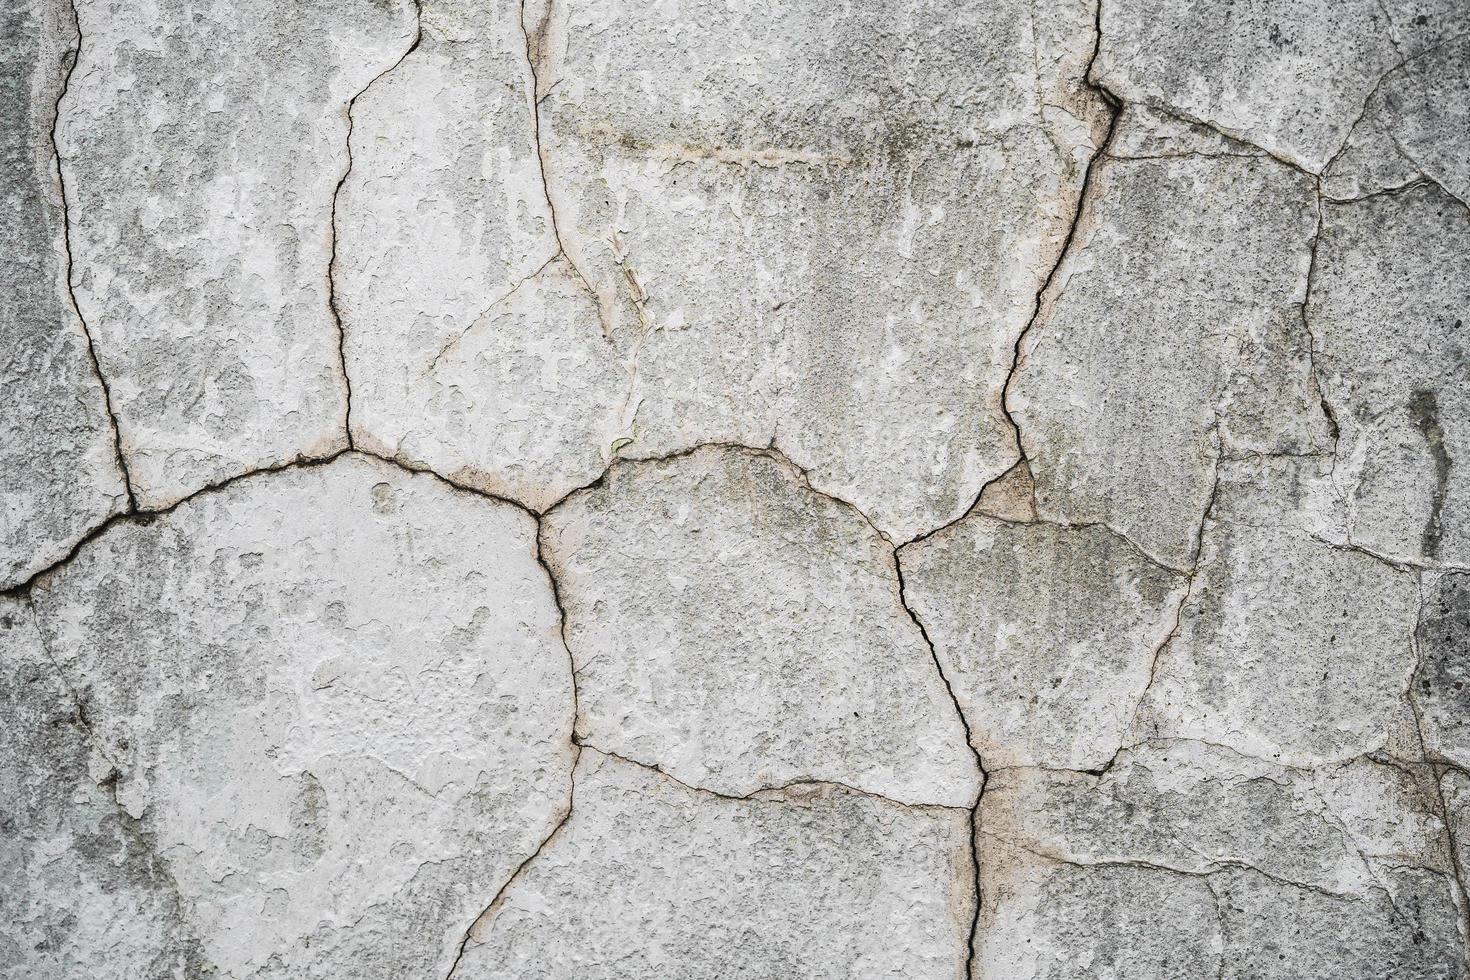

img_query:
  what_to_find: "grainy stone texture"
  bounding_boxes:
[1010,152,1330,570]
[1325,34,1470,201]
[1,0,128,589]
[0,596,206,979]
[1310,184,1469,567]
[1417,572,1470,769]
[339,0,1111,538]
[1134,459,1422,767]
[1095,0,1466,173]
[5,0,1470,975]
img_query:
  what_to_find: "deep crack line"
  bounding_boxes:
[329,0,425,450]
[443,772,577,980]
[0,449,358,601]
[893,550,987,978]
[902,6,1121,556]
[998,30,1121,477]
[889,12,1125,970]
[444,516,583,980]
[53,0,137,513]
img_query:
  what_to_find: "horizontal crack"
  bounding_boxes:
[578,742,968,812]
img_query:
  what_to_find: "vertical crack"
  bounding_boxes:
[1122,444,1223,745]
[53,0,137,512]
[889,11,1123,971]
[995,1,1122,522]
[893,550,986,979]
[904,0,1121,555]
[329,0,425,450]
[518,0,608,335]
[444,517,581,979]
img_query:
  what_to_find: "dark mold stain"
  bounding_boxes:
[1408,388,1451,559]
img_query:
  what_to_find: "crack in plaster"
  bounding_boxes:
[330,0,425,451]
[52,0,136,513]
[11,0,1470,973]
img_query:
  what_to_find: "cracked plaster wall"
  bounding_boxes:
[2,0,1468,976]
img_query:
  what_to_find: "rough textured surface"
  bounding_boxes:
[454,749,974,980]
[337,0,628,511]
[903,514,1186,770]
[1,596,206,979]
[1011,153,1329,570]
[1096,0,1457,173]
[543,447,979,807]
[56,0,418,507]
[1325,33,1470,202]
[26,456,574,978]
[1310,184,1469,566]
[340,0,1111,538]
[1,0,128,589]
[979,741,1465,979]
[6,0,1470,974]
[1135,459,1422,766]
[1417,572,1470,769]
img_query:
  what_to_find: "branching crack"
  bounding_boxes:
[1118,433,1223,750]
[1321,31,1470,181]
[893,552,987,977]
[0,448,364,602]
[902,3,1121,556]
[443,508,582,979]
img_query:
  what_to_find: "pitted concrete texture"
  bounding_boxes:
[3,0,1467,976]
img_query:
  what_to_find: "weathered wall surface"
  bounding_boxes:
[3,0,1468,975]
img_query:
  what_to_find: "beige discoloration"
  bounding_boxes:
[341,0,1111,539]
[7,0,1470,974]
